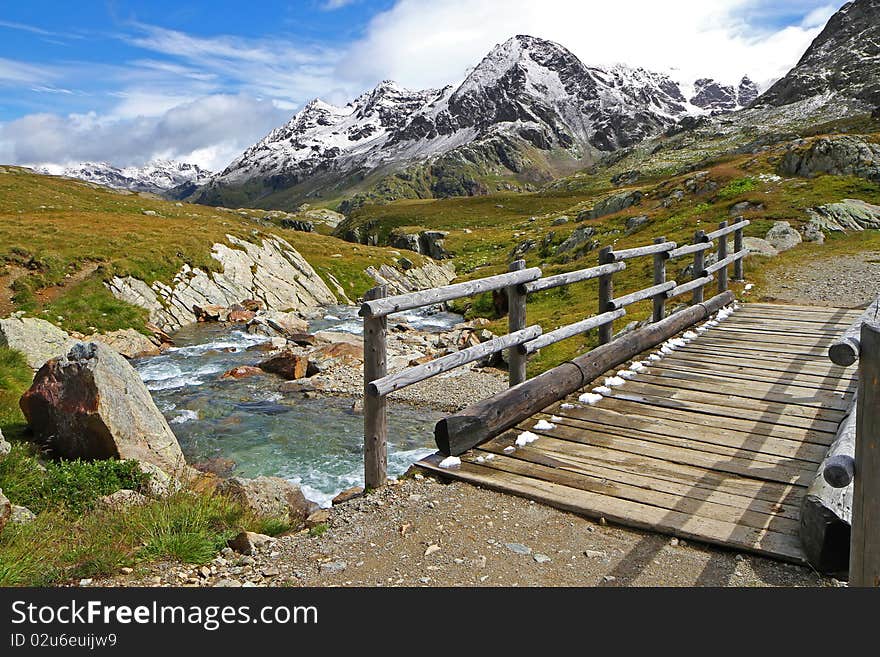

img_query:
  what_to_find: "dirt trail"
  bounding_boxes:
[757,250,880,309]
[0,261,101,318]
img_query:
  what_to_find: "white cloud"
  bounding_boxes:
[322,0,360,9]
[0,95,290,171]
[339,0,843,90]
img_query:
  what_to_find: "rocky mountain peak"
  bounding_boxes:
[39,159,213,195]
[737,76,759,107]
[757,0,880,107]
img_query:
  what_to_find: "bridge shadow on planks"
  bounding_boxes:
[419,303,861,574]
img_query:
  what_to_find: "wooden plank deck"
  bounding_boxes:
[418,302,861,564]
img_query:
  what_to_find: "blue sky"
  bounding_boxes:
[0,0,846,170]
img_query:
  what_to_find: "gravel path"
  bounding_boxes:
[759,251,880,308]
[94,476,832,588]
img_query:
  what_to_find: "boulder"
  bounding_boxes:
[741,237,779,258]
[193,304,226,322]
[0,488,10,534]
[280,218,314,232]
[217,476,314,525]
[228,530,274,555]
[765,221,802,252]
[313,331,361,347]
[555,227,597,255]
[611,170,640,186]
[510,239,536,261]
[419,231,450,260]
[306,508,331,528]
[0,316,78,370]
[806,199,880,232]
[221,365,264,380]
[332,486,364,505]
[551,216,570,226]
[258,352,309,380]
[92,329,160,359]
[778,136,880,182]
[625,215,649,234]
[729,201,764,216]
[191,457,236,477]
[580,190,643,220]
[802,218,825,244]
[19,342,186,474]
[246,311,309,338]
[0,428,10,460]
[307,342,364,374]
[97,489,149,510]
[10,505,35,525]
[227,309,256,323]
[135,461,181,498]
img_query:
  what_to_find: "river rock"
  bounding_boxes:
[192,457,237,477]
[305,509,331,528]
[105,235,337,332]
[217,476,314,525]
[19,342,186,474]
[741,237,779,257]
[258,352,309,380]
[778,136,880,182]
[806,199,880,232]
[0,489,10,534]
[0,316,78,370]
[227,309,256,323]
[332,486,364,505]
[246,311,309,338]
[765,221,802,252]
[313,331,361,347]
[0,429,9,460]
[307,343,363,374]
[221,365,264,380]
[193,304,227,322]
[92,329,160,359]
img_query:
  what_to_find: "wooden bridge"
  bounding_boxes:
[357,217,879,583]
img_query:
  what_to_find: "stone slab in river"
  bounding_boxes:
[20,341,185,474]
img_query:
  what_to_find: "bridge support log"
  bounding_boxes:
[435,291,734,456]
[800,393,856,574]
[363,285,388,490]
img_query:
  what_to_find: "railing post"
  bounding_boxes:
[598,246,614,344]
[363,284,388,490]
[733,216,745,282]
[652,236,667,323]
[717,220,729,293]
[507,259,527,387]
[851,321,880,586]
[692,230,706,305]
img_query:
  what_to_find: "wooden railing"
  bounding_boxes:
[359,217,750,489]
[810,295,880,586]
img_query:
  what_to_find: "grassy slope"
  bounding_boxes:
[0,166,430,334]
[347,130,880,374]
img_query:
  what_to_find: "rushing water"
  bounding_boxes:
[134,305,460,506]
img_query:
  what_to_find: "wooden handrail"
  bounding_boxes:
[522,261,625,294]
[359,266,542,318]
[610,241,677,261]
[608,281,677,310]
[704,219,750,241]
[519,309,626,355]
[828,296,880,366]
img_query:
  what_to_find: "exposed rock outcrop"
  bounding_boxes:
[741,237,779,257]
[19,342,185,474]
[579,190,643,220]
[365,261,456,295]
[106,235,337,331]
[778,136,880,182]
[555,227,598,255]
[216,476,315,525]
[0,428,10,460]
[389,230,451,259]
[806,199,880,231]
[0,316,78,370]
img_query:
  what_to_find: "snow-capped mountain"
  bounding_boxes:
[39,160,214,195]
[757,0,879,108]
[195,35,754,211]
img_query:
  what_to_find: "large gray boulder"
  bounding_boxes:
[806,199,880,232]
[0,428,9,460]
[765,221,803,252]
[741,237,779,257]
[555,227,598,255]
[0,316,78,370]
[216,476,315,525]
[19,342,185,474]
[778,136,880,182]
